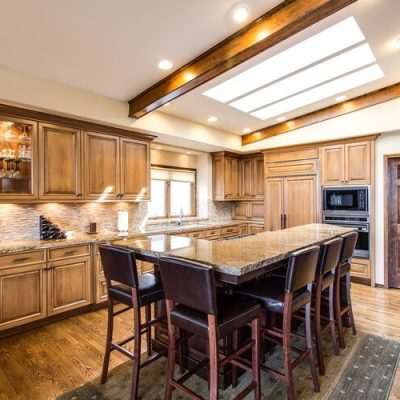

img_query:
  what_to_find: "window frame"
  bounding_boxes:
[149,164,197,219]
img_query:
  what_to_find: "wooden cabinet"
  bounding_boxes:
[39,123,82,200]
[120,138,150,200]
[265,176,317,231]
[321,142,370,185]
[248,224,265,234]
[240,156,264,199]
[351,257,371,281]
[239,223,248,235]
[233,201,264,222]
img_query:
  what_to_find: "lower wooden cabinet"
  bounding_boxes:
[248,224,265,234]
[351,257,371,281]
[47,256,92,316]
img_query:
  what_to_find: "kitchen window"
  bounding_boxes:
[148,166,196,218]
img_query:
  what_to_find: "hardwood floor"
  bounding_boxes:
[0,284,399,400]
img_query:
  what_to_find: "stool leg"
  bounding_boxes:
[283,295,295,400]
[130,299,142,400]
[231,329,238,388]
[329,283,340,356]
[335,274,346,349]
[305,302,320,393]
[346,273,357,336]
[208,315,219,400]
[165,300,176,400]
[314,281,325,376]
[145,304,152,356]
[101,298,114,384]
[251,317,261,400]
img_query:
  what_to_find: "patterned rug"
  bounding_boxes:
[57,332,400,400]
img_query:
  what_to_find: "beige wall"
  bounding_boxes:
[151,149,198,169]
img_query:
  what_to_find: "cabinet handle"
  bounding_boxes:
[284,214,287,229]
[13,257,29,263]
[77,193,82,197]
[280,214,284,229]
[64,250,77,255]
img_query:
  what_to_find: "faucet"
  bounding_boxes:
[178,208,184,226]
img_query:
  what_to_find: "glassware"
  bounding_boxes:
[18,145,26,159]
[0,157,4,178]
[18,125,29,140]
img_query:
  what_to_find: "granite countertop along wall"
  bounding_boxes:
[0,220,241,255]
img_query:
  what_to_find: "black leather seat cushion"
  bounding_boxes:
[235,276,311,314]
[108,273,164,307]
[170,294,260,339]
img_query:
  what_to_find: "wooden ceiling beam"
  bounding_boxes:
[241,82,400,145]
[128,0,357,118]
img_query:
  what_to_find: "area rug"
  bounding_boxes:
[57,332,400,400]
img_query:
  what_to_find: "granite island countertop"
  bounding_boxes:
[0,220,241,255]
[113,224,355,277]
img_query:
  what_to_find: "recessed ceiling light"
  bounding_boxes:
[335,95,347,102]
[164,102,170,107]
[156,146,162,150]
[232,6,249,23]
[257,31,269,41]
[251,64,384,120]
[158,60,173,70]
[277,116,287,122]
[230,44,376,112]
[242,128,251,134]
[203,17,365,103]
[208,116,218,123]
[184,72,195,81]
[186,151,192,155]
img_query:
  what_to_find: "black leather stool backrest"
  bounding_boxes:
[339,232,358,264]
[317,237,343,277]
[159,257,217,316]
[286,246,320,293]
[99,245,139,288]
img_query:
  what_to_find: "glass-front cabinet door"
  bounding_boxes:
[0,116,37,199]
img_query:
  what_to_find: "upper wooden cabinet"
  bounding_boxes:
[320,142,371,185]
[212,152,264,201]
[233,201,264,222]
[39,123,82,200]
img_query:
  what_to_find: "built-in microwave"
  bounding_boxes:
[322,186,369,215]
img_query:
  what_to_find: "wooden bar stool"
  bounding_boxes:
[235,246,321,400]
[99,245,166,400]
[335,231,358,349]
[159,256,261,400]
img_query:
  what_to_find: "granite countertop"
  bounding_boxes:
[113,224,355,277]
[0,220,240,255]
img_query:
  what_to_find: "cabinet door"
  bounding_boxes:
[39,123,82,199]
[231,158,241,199]
[321,145,344,185]
[212,156,225,200]
[284,176,317,229]
[0,264,46,331]
[120,138,150,200]
[248,224,265,234]
[248,202,265,222]
[351,257,371,281]
[253,157,264,199]
[240,158,253,198]
[47,256,92,316]
[265,179,284,231]
[239,223,248,235]
[84,132,120,200]
[345,142,370,184]
[233,202,248,220]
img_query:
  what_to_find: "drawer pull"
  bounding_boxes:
[64,250,77,255]
[13,257,29,263]
[227,229,233,232]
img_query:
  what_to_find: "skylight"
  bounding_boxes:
[203,17,365,103]
[251,64,384,120]
[229,44,376,113]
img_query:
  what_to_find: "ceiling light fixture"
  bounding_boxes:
[158,60,173,70]
[164,102,170,107]
[156,146,162,150]
[232,6,249,23]
[186,151,192,155]
[396,36,400,48]
[257,31,269,41]
[335,95,347,102]
[277,116,287,122]
[230,43,376,112]
[184,72,195,81]
[251,64,384,120]
[242,128,251,134]
[203,17,365,103]
[208,116,218,123]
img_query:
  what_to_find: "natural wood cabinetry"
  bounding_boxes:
[265,179,284,231]
[351,257,371,281]
[320,141,371,185]
[240,156,264,199]
[248,224,265,234]
[233,201,264,222]
[39,123,82,199]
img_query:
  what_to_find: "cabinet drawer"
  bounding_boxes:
[205,228,221,237]
[187,230,205,239]
[265,160,317,177]
[49,245,90,261]
[0,250,46,269]
[206,236,221,241]
[351,258,370,279]
[221,226,239,235]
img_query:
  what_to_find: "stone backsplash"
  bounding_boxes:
[0,200,233,241]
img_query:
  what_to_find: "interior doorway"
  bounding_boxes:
[386,156,400,288]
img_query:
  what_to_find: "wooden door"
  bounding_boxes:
[231,158,240,199]
[345,142,370,184]
[39,123,82,199]
[253,156,264,199]
[388,157,400,288]
[265,178,284,231]
[212,155,224,200]
[120,138,150,200]
[0,264,47,331]
[284,176,317,229]
[84,132,120,200]
[321,145,344,185]
[47,256,92,316]
[240,158,253,198]
[223,158,234,199]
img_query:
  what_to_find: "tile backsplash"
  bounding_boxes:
[0,200,233,241]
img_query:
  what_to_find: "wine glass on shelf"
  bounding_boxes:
[18,125,29,140]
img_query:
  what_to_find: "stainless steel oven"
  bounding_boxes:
[323,186,369,215]
[322,215,370,258]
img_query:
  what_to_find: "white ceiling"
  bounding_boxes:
[0,0,280,101]
[0,0,399,137]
